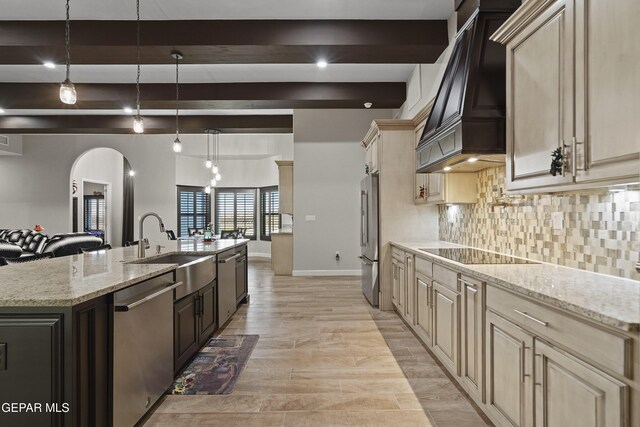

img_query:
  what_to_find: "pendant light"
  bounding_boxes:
[132,0,144,133]
[172,51,183,153]
[211,129,222,181]
[205,131,212,168]
[59,0,76,104]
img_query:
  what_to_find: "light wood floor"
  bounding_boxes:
[143,260,491,426]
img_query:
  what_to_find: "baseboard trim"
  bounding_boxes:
[249,253,271,259]
[292,270,362,277]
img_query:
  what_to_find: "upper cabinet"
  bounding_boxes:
[492,0,640,193]
[276,160,293,214]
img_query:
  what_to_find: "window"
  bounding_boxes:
[215,188,257,240]
[84,196,105,231]
[260,186,280,241]
[177,186,211,237]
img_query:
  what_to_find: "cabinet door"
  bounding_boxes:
[485,310,534,427]
[391,258,399,307]
[397,261,406,315]
[198,282,217,344]
[404,255,414,323]
[461,277,484,402]
[236,256,247,303]
[506,0,576,191]
[534,339,627,427]
[432,281,460,375]
[426,173,444,203]
[278,163,293,214]
[370,138,379,173]
[174,295,199,373]
[574,0,640,184]
[416,273,433,346]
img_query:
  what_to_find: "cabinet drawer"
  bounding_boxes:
[392,247,405,262]
[433,264,459,292]
[416,257,433,278]
[486,285,632,377]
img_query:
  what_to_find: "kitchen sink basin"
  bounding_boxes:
[132,254,208,266]
[129,254,216,299]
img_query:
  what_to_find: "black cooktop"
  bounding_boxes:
[420,248,539,265]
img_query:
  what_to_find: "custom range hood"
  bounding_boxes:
[416,0,520,173]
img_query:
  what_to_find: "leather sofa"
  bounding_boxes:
[0,229,103,264]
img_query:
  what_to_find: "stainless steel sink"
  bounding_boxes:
[130,254,216,299]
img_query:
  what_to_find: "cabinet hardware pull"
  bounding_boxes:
[114,282,182,312]
[200,295,205,316]
[514,309,548,326]
[561,140,568,177]
[572,137,586,171]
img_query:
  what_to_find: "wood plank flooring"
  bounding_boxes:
[142,260,491,427]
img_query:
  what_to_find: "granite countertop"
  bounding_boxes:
[393,241,640,332]
[0,239,249,308]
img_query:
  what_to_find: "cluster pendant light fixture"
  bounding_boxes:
[59,0,76,104]
[132,0,144,133]
[204,129,222,194]
[172,51,184,153]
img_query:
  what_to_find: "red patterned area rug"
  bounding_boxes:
[169,334,259,395]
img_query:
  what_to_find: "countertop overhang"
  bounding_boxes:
[393,241,640,332]
[0,239,249,308]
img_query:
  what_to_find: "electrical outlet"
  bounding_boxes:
[335,251,340,261]
[552,212,564,230]
[305,215,316,222]
[0,343,6,370]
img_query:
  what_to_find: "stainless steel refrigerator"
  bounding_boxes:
[359,174,379,307]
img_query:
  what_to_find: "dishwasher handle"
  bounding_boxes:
[115,282,183,312]
[219,253,242,263]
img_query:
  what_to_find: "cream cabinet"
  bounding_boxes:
[461,275,484,403]
[493,0,640,193]
[271,232,293,276]
[275,160,293,214]
[364,137,379,174]
[387,244,638,427]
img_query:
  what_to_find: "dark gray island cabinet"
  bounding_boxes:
[0,293,113,427]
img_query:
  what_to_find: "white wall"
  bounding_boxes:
[292,108,394,275]
[0,135,23,156]
[72,148,124,246]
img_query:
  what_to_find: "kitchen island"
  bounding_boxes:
[390,241,640,427]
[0,239,249,427]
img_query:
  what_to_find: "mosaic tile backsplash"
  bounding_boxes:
[439,166,640,280]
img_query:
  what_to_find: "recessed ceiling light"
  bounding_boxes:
[123,107,134,114]
[443,166,452,172]
[0,108,5,114]
[43,61,56,69]
[364,102,373,109]
[316,60,328,68]
[128,170,136,177]
[468,157,479,163]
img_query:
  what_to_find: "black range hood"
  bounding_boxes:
[416,0,520,173]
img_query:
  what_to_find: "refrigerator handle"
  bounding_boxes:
[360,190,368,247]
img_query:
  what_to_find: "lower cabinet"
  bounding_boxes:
[392,258,399,306]
[415,272,433,346]
[461,275,484,403]
[534,340,627,427]
[432,281,460,375]
[404,254,414,324]
[174,281,217,374]
[235,252,248,304]
[485,310,533,427]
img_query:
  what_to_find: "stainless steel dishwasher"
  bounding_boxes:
[218,249,240,326]
[113,274,182,427]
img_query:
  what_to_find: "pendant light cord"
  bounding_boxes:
[135,0,141,116]
[64,0,71,81]
[175,55,180,138]
[207,130,210,160]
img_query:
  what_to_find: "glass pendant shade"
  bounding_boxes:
[212,164,219,174]
[205,159,212,168]
[204,185,211,194]
[132,116,144,133]
[59,79,77,105]
[214,172,221,181]
[210,178,216,187]
[173,137,182,153]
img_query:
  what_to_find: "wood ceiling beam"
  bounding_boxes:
[0,115,293,134]
[0,82,406,109]
[0,20,449,64]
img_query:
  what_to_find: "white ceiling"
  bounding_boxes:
[0,64,416,83]
[0,0,454,20]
